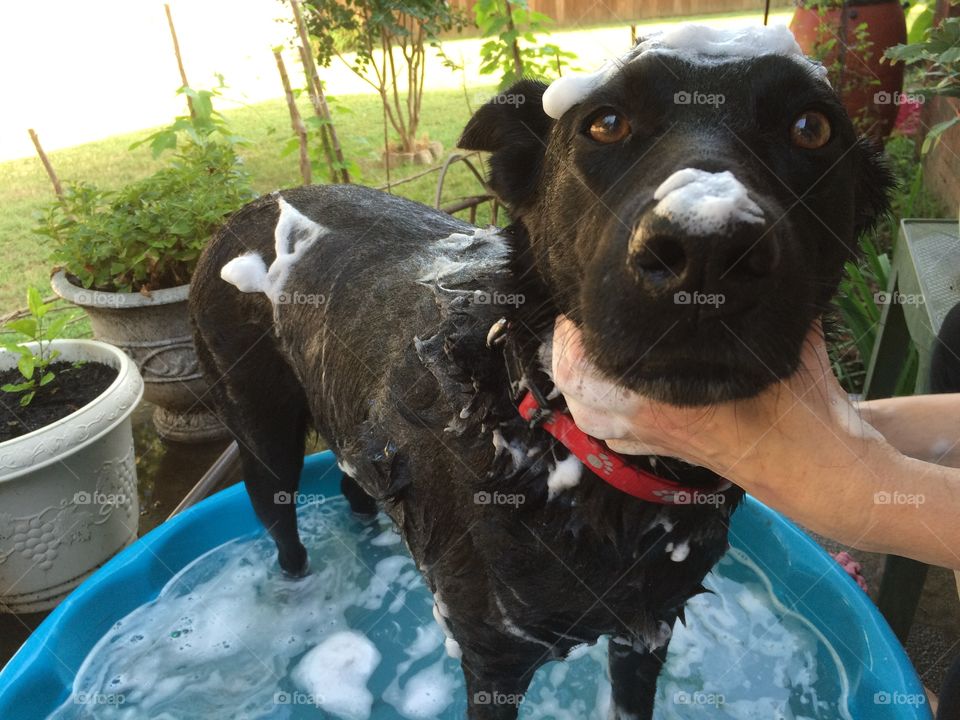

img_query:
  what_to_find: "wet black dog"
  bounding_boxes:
[190,30,891,720]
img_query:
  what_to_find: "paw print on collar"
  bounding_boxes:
[585,452,615,476]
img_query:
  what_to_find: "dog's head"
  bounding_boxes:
[460,25,893,405]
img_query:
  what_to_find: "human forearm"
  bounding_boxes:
[858,394,960,467]
[718,433,960,569]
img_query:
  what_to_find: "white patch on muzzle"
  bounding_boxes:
[652,168,764,236]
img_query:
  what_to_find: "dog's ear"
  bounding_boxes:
[852,138,896,238]
[458,80,553,211]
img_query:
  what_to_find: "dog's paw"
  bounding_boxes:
[278,544,310,579]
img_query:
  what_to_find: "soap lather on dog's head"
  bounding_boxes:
[459,23,893,406]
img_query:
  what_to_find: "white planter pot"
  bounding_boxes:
[51,270,227,443]
[0,340,143,613]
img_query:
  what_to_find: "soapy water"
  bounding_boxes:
[49,498,852,720]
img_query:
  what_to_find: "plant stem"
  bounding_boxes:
[27,129,64,201]
[504,0,524,78]
[290,0,350,183]
[164,4,196,119]
[274,49,312,185]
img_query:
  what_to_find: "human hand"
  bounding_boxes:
[550,314,877,484]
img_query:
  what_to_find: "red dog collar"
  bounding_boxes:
[518,391,726,505]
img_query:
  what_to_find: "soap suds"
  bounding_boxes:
[291,631,381,720]
[670,540,691,563]
[220,196,328,304]
[653,168,764,235]
[416,227,509,286]
[547,454,583,499]
[542,24,825,119]
[48,497,856,720]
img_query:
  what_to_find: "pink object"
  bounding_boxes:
[834,551,869,593]
[894,100,923,137]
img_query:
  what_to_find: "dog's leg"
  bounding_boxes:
[193,311,312,577]
[240,428,309,577]
[462,659,536,720]
[607,639,670,720]
[340,474,378,517]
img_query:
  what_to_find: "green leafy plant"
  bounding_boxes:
[884,5,960,152]
[280,92,362,183]
[304,0,464,154]
[832,235,917,395]
[828,134,947,395]
[1,289,70,407]
[35,85,254,293]
[807,6,882,136]
[475,0,577,90]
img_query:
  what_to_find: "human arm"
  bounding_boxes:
[551,315,960,569]
[858,394,960,468]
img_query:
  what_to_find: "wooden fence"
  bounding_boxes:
[448,0,791,27]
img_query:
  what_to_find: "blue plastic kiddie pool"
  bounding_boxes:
[0,452,933,719]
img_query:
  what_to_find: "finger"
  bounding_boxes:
[605,438,675,456]
[564,397,632,439]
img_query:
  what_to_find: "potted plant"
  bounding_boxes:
[0,289,143,613]
[303,0,464,167]
[884,4,960,223]
[791,0,907,138]
[41,87,254,442]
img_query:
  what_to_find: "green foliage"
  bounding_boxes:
[832,235,917,395]
[475,0,577,91]
[829,136,946,394]
[808,11,881,136]
[280,94,363,183]
[34,86,255,293]
[884,8,960,153]
[304,0,464,154]
[1,288,70,407]
[132,81,247,159]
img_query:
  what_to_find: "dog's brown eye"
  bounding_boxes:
[588,111,631,144]
[791,111,831,149]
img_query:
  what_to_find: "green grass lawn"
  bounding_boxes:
[0,8,800,315]
[0,85,499,314]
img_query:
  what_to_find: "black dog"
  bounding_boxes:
[190,28,891,720]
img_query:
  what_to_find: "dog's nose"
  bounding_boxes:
[630,219,780,301]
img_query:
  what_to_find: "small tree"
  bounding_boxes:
[304,0,463,155]
[475,0,577,91]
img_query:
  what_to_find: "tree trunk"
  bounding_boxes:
[504,0,524,78]
[290,0,350,183]
[273,50,311,185]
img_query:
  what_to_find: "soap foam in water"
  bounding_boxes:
[50,498,851,719]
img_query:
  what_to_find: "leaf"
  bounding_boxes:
[149,131,178,159]
[921,117,960,154]
[19,391,35,407]
[39,371,55,386]
[0,341,25,355]
[18,355,35,380]
[27,287,44,318]
[3,318,37,338]
[2,382,33,393]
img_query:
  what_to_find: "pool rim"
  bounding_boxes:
[0,451,932,719]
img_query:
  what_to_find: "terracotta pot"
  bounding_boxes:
[0,340,142,613]
[51,271,228,443]
[791,0,907,139]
